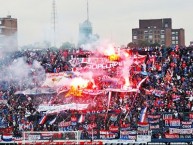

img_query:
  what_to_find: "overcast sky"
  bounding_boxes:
[0,0,192,47]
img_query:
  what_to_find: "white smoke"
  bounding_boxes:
[0,32,18,56]
[0,57,45,90]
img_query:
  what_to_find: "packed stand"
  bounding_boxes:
[0,46,193,141]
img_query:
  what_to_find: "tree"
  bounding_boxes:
[60,42,75,50]
[20,41,51,50]
[150,42,161,48]
[138,40,150,48]
[127,42,138,48]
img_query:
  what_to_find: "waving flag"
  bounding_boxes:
[172,94,180,101]
[110,114,118,122]
[78,114,85,123]
[137,77,148,90]
[57,86,69,96]
[39,115,47,125]
[133,55,146,64]
[49,117,57,125]
[71,116,77,122]
[139,107,147,123]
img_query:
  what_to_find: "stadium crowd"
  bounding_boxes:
[1,45,193,141]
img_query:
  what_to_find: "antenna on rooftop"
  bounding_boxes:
[52,0,57,47]
[87,0,89,21]
[7,11,11,18]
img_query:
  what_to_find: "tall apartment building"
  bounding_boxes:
[132,18,185,47]
[0,15,18,52]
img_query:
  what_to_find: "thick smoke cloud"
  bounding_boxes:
[0,32,18,56]
[0,57,45,90]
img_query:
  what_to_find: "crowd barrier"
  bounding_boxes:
[1,139,193,145]
[0,139,139,145]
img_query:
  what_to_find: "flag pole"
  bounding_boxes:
[92,128,94,143]
[105,91,112,121]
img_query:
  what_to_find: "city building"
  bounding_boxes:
[78,19,93,46]
[132,18,185,47]
[0,15,18,52]
[78,0,99,47]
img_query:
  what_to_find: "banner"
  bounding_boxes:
[87,129,98,139]
[63,126,74,131]
[73,62,124,71]
[120,123,130,131]
[137,135,151,142]
[169,128,193,134]
[82,89,104,95]
[42,72,70,88]
[70,55,146,66]
[83,123,97,130]
[99,130,118,139]
[38,103,89,114]
[25,134,41,141]
[109,126,119,132]
[25,132,68,141]
[150,124,160,130]
[181,121,192,129]
[179,134,192,139]
[70,58,109,66]
[41,133,53,140]
[120,131,137,140]
[1,134,13,142]
[58,121,71,127]
[80,109,106,114]
[148,119,160,124]
[163,113,173,120]
[165,133,179,138]
[148,114,160,126]
[165,119,180,127]
[79,141,103,145]
[137,122,149,132]
[148,115,161,119]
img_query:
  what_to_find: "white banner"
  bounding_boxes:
[137,135,151,142]
[38,103,89,113]
[169,128,193,134]
[42,72,74,88]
